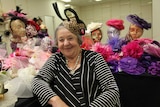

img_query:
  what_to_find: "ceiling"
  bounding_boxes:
[58,0,117,7]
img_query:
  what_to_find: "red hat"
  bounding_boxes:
[106,19,124,30]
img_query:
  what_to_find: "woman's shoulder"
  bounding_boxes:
[82,49,101,59]
[48,52,63,61]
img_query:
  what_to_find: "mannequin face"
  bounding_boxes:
[11,19,26,37]
[129,24,143,40]
[91,29,102,43]
[10,19,27,42]
[107,26,120,39]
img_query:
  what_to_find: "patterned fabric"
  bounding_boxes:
[31,49,120,107]
[63,18,86,36]
[69,68,86,106]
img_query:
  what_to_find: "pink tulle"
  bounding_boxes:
[143,43,160,58]
[133,38,153,46]
[3,55,29,70]
[29,50,51,70]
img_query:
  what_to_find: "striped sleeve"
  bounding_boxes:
[31,55,57,106]
[90,53,121,107]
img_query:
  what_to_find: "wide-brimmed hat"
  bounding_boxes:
[126,14,151,30]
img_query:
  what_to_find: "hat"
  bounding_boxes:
[52,2,86,36]
[86,22,103,33]
[106,19,124,30]
[126,14,151,30]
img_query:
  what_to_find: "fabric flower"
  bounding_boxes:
[143,43,160,58]
[133,38,153,46]
[122,41,143,59]
[139,52,155,68]
[148,61,160,76]
[119,56,146,75]
[108,60,119,73]
[91,42,113,62]
[26,25,38,38]
[107,36,126,52]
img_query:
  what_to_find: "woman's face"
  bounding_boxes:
[56,27,81,58]
[129,24,143,40]
[91,29,102,43]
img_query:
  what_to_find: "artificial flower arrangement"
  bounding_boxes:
[90,37,160,77]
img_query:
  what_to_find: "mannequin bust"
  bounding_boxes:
[10,19,27,43]
[125,14,151,42]
[128,24,143,40]
[91,28,102,43]
[106,19,124,40]
[87,22,103,43]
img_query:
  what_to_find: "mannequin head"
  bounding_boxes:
[126,14,151,41]
[10,19,27,43]
[7,6,28,43]
[106,19,124,40]
[128,24,143,40]
[91,28,102,43]
[87,22,103,43]
[107,26,120,40]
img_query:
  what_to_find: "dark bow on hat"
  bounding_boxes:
[52,2,86,35]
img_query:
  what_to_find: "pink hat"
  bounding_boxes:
[106,19,124,30]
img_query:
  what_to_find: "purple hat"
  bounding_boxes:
[127,14,151,30]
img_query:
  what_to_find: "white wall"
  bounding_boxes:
[79,0,152,43]
[152,0,160,41]
[0,0,155,43]
[0,0,66,38]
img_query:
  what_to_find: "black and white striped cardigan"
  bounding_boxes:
[31,49,120,107]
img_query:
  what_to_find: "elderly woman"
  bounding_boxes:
[31,3,120,107]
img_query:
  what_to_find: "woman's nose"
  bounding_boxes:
[64,39,69,45]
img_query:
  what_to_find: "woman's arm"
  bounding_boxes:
[90,53,120,107]
[48,96,69,107]
[31,55,58,106]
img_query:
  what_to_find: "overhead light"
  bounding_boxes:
[65,4,71,7]
[95,0,102,1]
[61,0,71,3]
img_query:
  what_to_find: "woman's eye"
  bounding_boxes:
[68,38,73,40]
[59,39,64,42]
